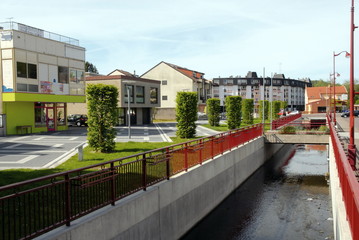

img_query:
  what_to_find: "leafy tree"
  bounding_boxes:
[242,99,254,125]
[207,98,221,126]
[342,80,359,104]
[87,84,118,152]
[85,61,99,74]
[272,101,282,120]
[311,79,331,87]
[280,101,288,111]
[259,100,269,121]
[176,92,197,138]
[225,96,242,129]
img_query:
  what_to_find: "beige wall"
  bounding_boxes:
[142,62,194,109]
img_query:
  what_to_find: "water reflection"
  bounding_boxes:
[181,144,333,240]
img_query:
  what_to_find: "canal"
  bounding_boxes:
[181,144,334,240]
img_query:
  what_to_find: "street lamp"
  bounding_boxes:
[123,80,136,139]
[348,0,357,169]
[332,50,350,125]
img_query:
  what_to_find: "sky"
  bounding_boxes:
[0,0,356,83]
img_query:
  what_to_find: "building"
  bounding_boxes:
[212,72,312,114]
[68,72,161,125]
[141,61,212,119]
[0,22,86,136]
[305,86,348,114]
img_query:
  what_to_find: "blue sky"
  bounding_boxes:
[1,0,356,83]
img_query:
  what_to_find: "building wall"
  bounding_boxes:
[142,62,195,109]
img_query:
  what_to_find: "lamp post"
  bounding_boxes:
[348,0,357,169]
[332,50,350,125]
[123,80,136,139]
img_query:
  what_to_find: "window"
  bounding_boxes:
[162,95,168,100]
[136,86,145,103]
[28,84,38,92]
[28,64,37,79]
[58,66,69,83]
[70,69,84,83]
[56,103,65,126]
[17,62,37,79]
[124,85,134,103]
[150,87,158,104]
[17,62,27,78]
[17,83,27,92]
[34,103,46,127]
[162,80,167,85]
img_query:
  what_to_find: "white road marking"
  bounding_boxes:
[7,136,30,142]
[0,155,39,164]
[154,124,172,142]
[34,137,45,141]
[53,144,63,148]
[4,143,22,149]
[144,137,149,141]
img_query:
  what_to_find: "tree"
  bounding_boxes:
[226,96,242,129]
[85,61,99,74]
[242,99,254,125]
[87,84,118,152]
[176,92,198,138]
[207,98,221,126]
[272,101,282,120]
[311,79,331,87]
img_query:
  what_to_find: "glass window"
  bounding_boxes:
[76,70,84,83]
[136,86,145,103]
[34,103,46,127]
[124,85,134,103]
[58,66,69,83]
[70,69,77,82]
[162,95,168,100]
[150,87,158,104]
[28,63,37,79]
[162,80,167,85]
[56,103,66,126]
[28,84,38,92]
[17,83,27,91]
[17,62,27,78]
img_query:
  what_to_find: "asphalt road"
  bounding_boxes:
[0,122,219,170]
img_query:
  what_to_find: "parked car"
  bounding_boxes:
[288,110,300,115]
[340,110,359,117]
[67,114,88,126]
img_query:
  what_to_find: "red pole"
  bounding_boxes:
[333,52,337,125]
[348,0,356,169]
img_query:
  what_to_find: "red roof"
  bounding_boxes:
[306,86,347,99]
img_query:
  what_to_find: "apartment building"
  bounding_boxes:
[68,71,161,125]
[212,72,312,113]
[141,61,212,119]
[0,22,86,136]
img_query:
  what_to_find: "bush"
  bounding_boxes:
[272,101,282,120]
[318,125,330,134]
[176,92,198,138]
[259,100,269,120]
[207,98,221,126]
[225,96,242,129]
[87,84,118,153]
[280,125,296,134]
[242,99,254,125]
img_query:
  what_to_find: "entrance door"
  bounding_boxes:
[46,107,55,131]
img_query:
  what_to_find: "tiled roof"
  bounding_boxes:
[85,75,160,84]
[163,62,205,82]
[107,69,136,77]
[306,86,348,99]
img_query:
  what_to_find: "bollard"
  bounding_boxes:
[78,144,84,161]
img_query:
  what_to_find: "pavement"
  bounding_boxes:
[0,121,219,170]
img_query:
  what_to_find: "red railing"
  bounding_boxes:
[0,124,263,240]
[271,113,302,130]
[328,115,359,240]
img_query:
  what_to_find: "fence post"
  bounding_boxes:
[211,136,214,159]
[185,143,188,171]
[199,139,203,165]
[221,133,224,154]
[110,162,115,205]
[65,174,71,226]
[142,154,147,191]
[166,148,170,180]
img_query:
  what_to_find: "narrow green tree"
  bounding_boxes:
[272,101,282,120]
[207,98,221,126]
[87,84,118,152]
[280,101,288,111]
[226,96,242,129]
[242,99,254,125]
[259,100,269,121]
[176,92,198,138]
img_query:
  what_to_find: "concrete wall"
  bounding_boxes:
[328,139,352,240]
[37,137,284,240]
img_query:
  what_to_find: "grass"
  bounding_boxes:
[201,118,272,132]
[0,137,197,187]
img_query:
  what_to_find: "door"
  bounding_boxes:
[46,107,55,131]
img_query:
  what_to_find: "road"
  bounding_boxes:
[0,122,219,170]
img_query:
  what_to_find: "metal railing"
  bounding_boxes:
[0,124,263,239]
[0,22,79,46]
[271,113,302,130]
[328,114,359,240]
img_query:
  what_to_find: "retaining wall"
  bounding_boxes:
[37,137,284,240]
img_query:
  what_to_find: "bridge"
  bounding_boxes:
[0,113,358,240]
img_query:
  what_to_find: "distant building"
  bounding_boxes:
[212,72,312,114]
[141,61,212,119]
[0,22,86,136]
[305,86,348,114]
[68,71,161,125]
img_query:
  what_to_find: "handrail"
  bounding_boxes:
[327,114,359,240]
[271,113,302,130]
[0,124,263,239]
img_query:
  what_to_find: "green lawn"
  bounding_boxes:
[0,137,197,187]
[201,118,271,132]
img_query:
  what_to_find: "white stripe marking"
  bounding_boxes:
[4,143,22,149]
